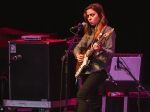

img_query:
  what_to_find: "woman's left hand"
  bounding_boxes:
[93,43,102,51]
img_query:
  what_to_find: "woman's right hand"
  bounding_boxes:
[76,53,84,63]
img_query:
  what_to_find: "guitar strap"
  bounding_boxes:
[97,25,108,40]
[91,25,108,47]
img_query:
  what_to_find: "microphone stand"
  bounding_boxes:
[0,62,9,112]
[61,27,81,112]
[118,58,150,112]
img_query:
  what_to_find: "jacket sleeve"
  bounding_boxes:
[73,34,88,58]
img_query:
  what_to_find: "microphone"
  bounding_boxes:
[11,55,22,61]
[71,22,86,30]
[107,74,117,87]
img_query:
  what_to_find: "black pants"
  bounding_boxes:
[77,69,108,112]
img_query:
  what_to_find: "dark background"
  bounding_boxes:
[2,0,148,82]
[0,0,150,109]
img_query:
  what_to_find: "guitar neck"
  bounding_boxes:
[97,34,106,45]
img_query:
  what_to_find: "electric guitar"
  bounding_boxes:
[75,28,114,79]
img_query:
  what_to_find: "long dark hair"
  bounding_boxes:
[83,3,108,37]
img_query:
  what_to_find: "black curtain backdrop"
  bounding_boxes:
[0,0,150,87]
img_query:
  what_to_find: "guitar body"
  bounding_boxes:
[75,53,90,78]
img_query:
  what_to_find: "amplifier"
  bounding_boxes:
[109,53,143,81]
[99,53,143,92]
[8,40,69,102]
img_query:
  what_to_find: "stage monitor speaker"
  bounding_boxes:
[99,53,144,92]
[8,40,71,101]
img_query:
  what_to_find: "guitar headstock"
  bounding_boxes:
[103,28,114,37]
